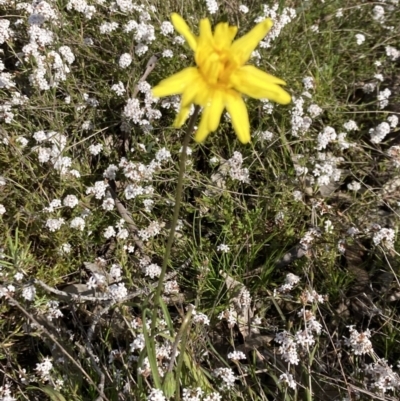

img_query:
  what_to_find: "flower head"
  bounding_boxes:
[152,14,290,144]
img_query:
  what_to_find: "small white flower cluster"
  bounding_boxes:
[373,227,395,248]
[300,227,321,250]
[109,282,128,300]
[377,88,391,109]
[142,262,162,279]
[279,372,296,389]
[226,151,250,183]
[316,126,337,150]
[275,273,301,294]
[192,312,210,326]
[118,53,132,69]
[344,326,373,355]
[138,220,163,242]
[227,350,246,361]
[372,5,385,23]
[35,357,53,381]
[111,81,126,96]
[66,0,96,19]
[45,300,63,321]
[386,45,400,61]
[123,81,161,126]
[289,96,313,137]
[22,284,36,301]
[312,152,343,186]
[257,4,296,48]
[216,243,230,253]
[365,359,400,393]
[275,331,299,364]
[355,33,365,45]
[387,145,400,168]
[33,131,76,175]
[0,383,16,401]
[123,8,156,56]
[370,121,391,143]
[182,387,203,401]
[205,0,218,15]
[213,367,236,389]
[218,307,237,328]
[147,388,166,401]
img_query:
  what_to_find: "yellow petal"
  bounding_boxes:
[230,66,291,104]
[230,18,273,65]
[152,67,199,98]
[193,80,212,106]
[214,22,237,49]
[174,105,191,127]
[198,18,213,43]
[225,91,250,144]
[195,108,212,142]
[208,90,224,132]
[171,13,197,52]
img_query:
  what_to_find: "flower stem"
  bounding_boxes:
[151,106,200,333]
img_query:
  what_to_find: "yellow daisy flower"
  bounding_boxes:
[152,13,291,144]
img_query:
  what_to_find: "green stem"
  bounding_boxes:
[151,106,200,334]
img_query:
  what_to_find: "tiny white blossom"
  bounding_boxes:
[119,53,132,68]
[217,244,230,253]
[63,194,79,208]
[355,33,365,45]
[89,143,103,156]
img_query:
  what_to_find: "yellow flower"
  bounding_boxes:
[152,13,291,144]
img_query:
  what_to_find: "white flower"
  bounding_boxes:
[206,0,218,15]
[89,143,103,156]
[60,243,71,254]
[0,204,5,215]
[355,33,365,45]
[162,49,173,58]
[344,326,373,355]
[343,120,358,131]
[63,194,79,208]
[308,104,322,118]
[374,73,384,82]
[213,367,236,389]
[22,285,36,301]
[387,115,398,128]
[217,244,230,253]
[147,388,167,401]
[385,45,400,61]
[147,388,166,401]
[45,218,65,232]
[377,88,391,109]
[373,228,395,248]
[118,53,132,69]
[227,351,246,361]
[14,272,23,281]
[372,5,385,22]
[109,283,128,300]
[239,5,249,13]
[302,76,314,90]
[100,21,118,34]
[35,357,53,380]
[70,217,85,231]
[143,263,161,279]
[111,81,126,96]
[160,21,174,36]
[370,122,391,143]
[104,226,116,238]
[347,181,361,191]
[279,373,296,389]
